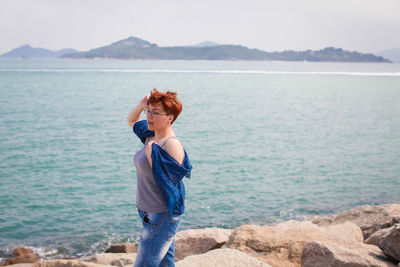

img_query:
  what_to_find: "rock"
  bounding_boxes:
[80,253,136,266]
[3,255,39,266]
[12,249,34,257]
[226,220,369,267]
[312,204,400,239]
[301,241,396,267]
[32,253,136,267]
[105,243,136,253]
[175,227,232,261]
[1,264,34,267]
[175,248,271,267]
[3,247,39,265]
[32,260,109,267]
[378,224,400,262]
[366,226,395,246]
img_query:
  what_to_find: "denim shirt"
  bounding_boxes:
[133,120,192,216]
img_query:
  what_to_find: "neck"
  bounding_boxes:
[154,126,174,142]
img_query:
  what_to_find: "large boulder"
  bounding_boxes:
[105,243,136,253]
[301,241,396,267]
[175,248,271,267]
[80,253,136,266]
[312,204,400,239]
[226,220,377,267]
[175,227,232,261]
[3,247,39,265]
[378,224,400,262]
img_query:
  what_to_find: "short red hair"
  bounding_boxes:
[148,88,182,124]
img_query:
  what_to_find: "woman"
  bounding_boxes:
[126,89,192,267]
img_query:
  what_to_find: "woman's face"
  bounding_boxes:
[146,103,173,131]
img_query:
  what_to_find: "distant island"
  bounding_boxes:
[1,37,392,62]
[0,45,79,59]
[60,37,390,62]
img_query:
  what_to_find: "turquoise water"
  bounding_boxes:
[1,59,399,259]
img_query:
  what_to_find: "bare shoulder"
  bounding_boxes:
[162,138,184,164]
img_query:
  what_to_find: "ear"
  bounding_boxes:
[169,115,174,124]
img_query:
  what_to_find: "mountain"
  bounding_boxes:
[3,37,390,62]
[269,47,390,62]
[61,37,273,60]
[193,41,219,47]
[61,37,390,62]
[61,37,159,59]
[376,48,400,63]
[1,45,79,58]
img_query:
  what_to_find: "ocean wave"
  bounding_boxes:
[0,69,399,76]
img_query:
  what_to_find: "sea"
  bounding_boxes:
[0,58,399,260]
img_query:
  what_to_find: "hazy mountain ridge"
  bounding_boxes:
[60,37,391,62]
[1,37,392,62]
[0,45,79,58]
[269,47,389,62]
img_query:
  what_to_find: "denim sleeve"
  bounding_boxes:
[151,144,192,215]
[133,120,155,144]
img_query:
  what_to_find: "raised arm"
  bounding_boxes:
[126,94,149,128]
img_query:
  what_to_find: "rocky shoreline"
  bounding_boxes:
[1,203,399,267]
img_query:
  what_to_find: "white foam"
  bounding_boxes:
[27,246,58,258]
[0,69,399,76]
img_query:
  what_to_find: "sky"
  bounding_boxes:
[1,0,399,55]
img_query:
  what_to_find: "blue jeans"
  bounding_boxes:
[133,209,182,267]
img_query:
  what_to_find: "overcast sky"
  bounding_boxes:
[1,0,399,54]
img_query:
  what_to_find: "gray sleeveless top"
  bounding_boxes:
[133,136,177,212]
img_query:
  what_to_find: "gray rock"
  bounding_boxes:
[312,204,400,239]
[301,241,396,267]
[366,226,395,246]
[378,224,400,262]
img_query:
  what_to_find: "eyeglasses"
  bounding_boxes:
[144,109,171,117]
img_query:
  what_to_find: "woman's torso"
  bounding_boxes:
[133,136,179,212]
